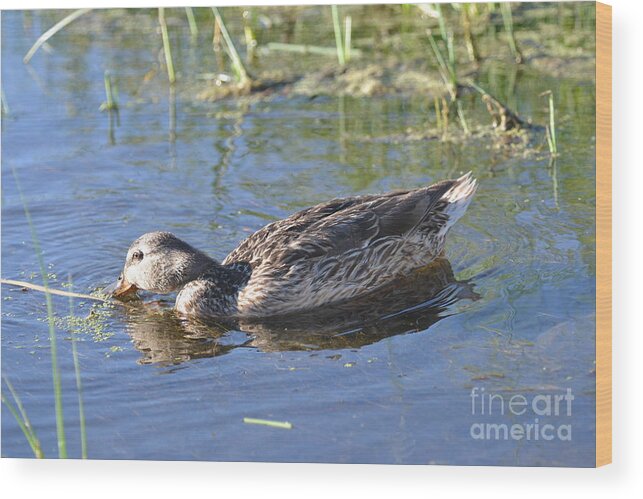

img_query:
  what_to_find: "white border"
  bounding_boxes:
[1,0,642,497]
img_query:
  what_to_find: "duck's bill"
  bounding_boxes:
[105,274,138,298]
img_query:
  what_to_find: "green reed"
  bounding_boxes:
[426,7,469,136]
[434,96,452,139]
[331,5,352,66]
[540,90,559,156]
[456,3,479,62]
[11,165,67,458]
[344,15,352,63]
[331,5,345,66]
[211,7,250,85]
[99,71,119,112]
[500,2,523,64]
[434,96,443,134]
[5,168,91,458]
[158,8,176,85]
[242,9,258,63]
[23,8,91,64]
[185,7,199,39]
[68,276,87,459]
[2,378,44,458]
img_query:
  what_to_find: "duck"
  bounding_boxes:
[107,172,477,319]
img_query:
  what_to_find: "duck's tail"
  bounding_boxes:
[438,172,477,235]
[407,172,477,239]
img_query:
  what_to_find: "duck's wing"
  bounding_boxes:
[222,194,380,265]
[224,174,476,267]
[277,180,458,263]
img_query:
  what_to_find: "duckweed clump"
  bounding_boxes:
[55,301,117,343]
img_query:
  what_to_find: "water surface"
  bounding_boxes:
[2,6,596,465]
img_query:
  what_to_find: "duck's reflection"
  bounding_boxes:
[120,259,477,365]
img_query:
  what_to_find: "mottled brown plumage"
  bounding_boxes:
[108,173,477,318]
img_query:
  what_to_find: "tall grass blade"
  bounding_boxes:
[460,4,479,62]
[548,92,558,153]
[242,9,258,62]
[344,15,352,63]
[455,100,470,135]
[185,7,199,38]
[2,378,44,458]
[158,8,176,85]
[68,276,87,458]
[549,157,559,209]
[99,71,119,112]
[433,96,442,133]
[500,2,523,63]
[545,124,555,154]
[211,7,250,85]
[331,5,345,66]
[10,166,67,457]
[433,3,448,43]
[540,90,558,155]
[427,31,451,91]
[24,8,91,64]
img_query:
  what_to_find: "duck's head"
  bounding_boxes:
[106,232,214,298]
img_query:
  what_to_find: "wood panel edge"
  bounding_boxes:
[595,1,612,468]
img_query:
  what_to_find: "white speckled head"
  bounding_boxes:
[112,232,215,296]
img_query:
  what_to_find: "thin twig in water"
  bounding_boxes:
[1,278,113,303]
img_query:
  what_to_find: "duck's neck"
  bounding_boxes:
[192,259,251,292]
[175,259,251,317]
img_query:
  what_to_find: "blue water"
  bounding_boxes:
[2,7,596,465]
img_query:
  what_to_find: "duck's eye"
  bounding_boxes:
[132,250,144,262]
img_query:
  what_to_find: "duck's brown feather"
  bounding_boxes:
[223,179,458,268]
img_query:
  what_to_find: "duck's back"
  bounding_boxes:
[223,173,476,317]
